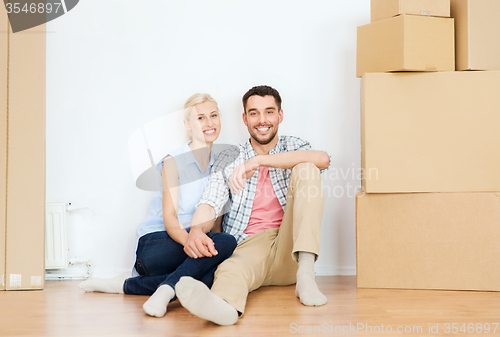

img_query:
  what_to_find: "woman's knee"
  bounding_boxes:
[136,232,188,276]
[211,233,237,256]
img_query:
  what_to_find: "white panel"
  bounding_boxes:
[45,213,54,261]
[129,110,186,191]
[143,110,186,164]
[54,212,62,261]
[45,203,68,269]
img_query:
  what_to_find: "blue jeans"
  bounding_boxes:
[123,230,237,297]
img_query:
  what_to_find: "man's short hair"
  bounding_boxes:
[242,85,282,112]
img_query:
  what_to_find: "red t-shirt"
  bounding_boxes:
[244,167,284,236]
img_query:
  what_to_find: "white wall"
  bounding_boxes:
[46,0,370,278]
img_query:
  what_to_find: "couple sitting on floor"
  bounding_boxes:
[79,85,330,326]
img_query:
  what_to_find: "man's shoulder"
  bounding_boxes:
[278,135,310,151]
[211,143,244,170]
[215,144,243,159]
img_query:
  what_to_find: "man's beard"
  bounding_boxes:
[249,127,278,145]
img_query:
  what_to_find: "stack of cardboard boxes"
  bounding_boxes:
[0,11,46,290]
[356,0,500,291]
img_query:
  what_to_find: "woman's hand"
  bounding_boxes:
[229,156,260,194]
[184,227,218,259]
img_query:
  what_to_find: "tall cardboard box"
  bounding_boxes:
[356,15,455,77]
[451,0,500,71]
[356,193,500,291]
[361,71,500,193]
[371,0,451,22]
[2,19,46,290]
[0,7,8,291]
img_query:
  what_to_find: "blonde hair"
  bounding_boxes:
[183,93,219,141]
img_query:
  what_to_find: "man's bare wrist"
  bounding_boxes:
[254,155,264,167]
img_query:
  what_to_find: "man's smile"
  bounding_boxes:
[256,126,272,133]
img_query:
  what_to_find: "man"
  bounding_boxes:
[175,85,330,325]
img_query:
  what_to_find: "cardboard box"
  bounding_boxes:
[356,193,500,291]
[0,6,7,291]
[371,0,451,22]
[361,71,500,193]
[451,0,500,70]
[356,15,455,77]
[1,19,46,291]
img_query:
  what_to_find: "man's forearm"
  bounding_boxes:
[256,150,329,170]
[189,203,216,233]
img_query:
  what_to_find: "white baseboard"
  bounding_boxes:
[46,268,89,280]
[314,266,356,276]
[46,264,132,280]
[90,269,133,279]
[46,266,356,279]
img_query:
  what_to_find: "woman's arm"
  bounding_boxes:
[161,156,189,246]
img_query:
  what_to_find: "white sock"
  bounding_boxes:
[175,276,238,326]
[295,252,327,306]
[143,284,175,318]
[78,274,129,294]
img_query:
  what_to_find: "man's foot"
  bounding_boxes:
[78,274,129,294]
[143,284,175,318]
[295,252,327,306]
[175,276,238,325]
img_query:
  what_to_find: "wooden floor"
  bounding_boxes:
[1,276,499,336]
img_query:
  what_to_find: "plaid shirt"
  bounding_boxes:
[198,135,330,244]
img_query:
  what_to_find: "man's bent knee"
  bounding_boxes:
[291,162,322,188]
[290,163,323,200]
[292,162,321,181]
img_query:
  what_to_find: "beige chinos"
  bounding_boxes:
[211,162,324,314]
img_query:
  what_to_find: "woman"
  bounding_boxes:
[79,94,237,318]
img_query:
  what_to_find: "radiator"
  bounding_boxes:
[45,203,68,270]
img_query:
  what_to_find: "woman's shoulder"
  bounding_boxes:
[162,155,177,169]
[157,144,189,174]
[158,154,179,177]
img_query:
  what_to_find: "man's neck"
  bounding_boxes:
[250,136,279,155]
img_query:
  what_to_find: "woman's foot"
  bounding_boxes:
[143,285,175,318]
[78,274,129,294]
